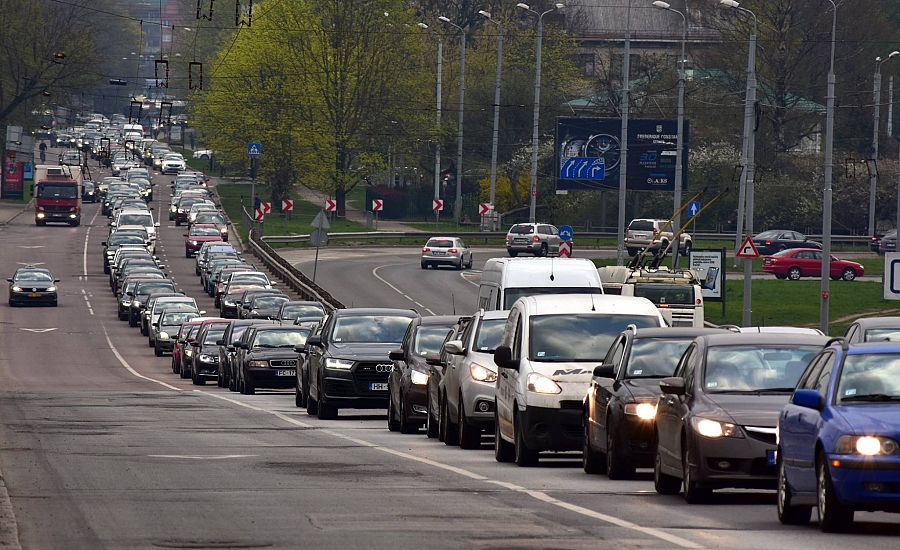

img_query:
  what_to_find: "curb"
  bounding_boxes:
[0,199,34,227]
[0,472,22,550]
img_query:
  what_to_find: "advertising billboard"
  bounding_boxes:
[688,249,725,302]
[556,117,689,192]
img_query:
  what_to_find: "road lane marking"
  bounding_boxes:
[101,324,181,391]
[83,205,101,277]
[0,465,21,550]
[19,328,58,333]
[148,454,257,460]
[372,264,436,315]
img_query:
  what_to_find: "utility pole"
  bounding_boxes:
[870,52,899,238]
[420,22,443,225]
[439,16,466,224]
[480,10,504,231]
[819,0,837,334]
[616,0,632,266]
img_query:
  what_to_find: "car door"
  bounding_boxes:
[657,344,696,469]
[444,318,473,416]
[780,352,827,491]
[496,311,521,439]
[808,250,825,277]
[391,323,414,408]
[594,336,627,450]
[548,226,561,252]
[796,353,834,493]
[308,316,333,399]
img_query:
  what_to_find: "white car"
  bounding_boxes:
[192,149,214,159]
[492,294,665,466]
[112,209,160,241]
[161,154,186,174]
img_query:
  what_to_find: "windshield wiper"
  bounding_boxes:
[841,393,900,402]
[757,387,797,392]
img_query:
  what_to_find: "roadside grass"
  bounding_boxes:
[591,255,884,277]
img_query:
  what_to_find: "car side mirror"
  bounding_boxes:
[425,352,442,367]
[215,339,225,346]
[199,310,206,315]
[154,222,160,227]
[791,389,823,411]
[100,241,107,246]
[270,282,277,286]
[592,364,616,379]
[660,377,686,396]
[388,349,405,361]
[306,335,323,347]
[294,344,308,354]
[443,340,465,355]
[227,345,235,352]
[6,278,12,283]
[494,345,519,371]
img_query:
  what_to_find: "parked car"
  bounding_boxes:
[777,339,900,531]
[420,237,474,270]
[879,229,897,254]
[504,223,561,257]
[844,316,900,343]
[752,230,822,256]
[624,218,693,256]
[761,248,864,281]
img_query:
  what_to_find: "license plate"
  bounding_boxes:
[432,251,446,255]
[276,369,296,377]
[369,383,389,391]
[766,449,776,466]
[28,293,41,297]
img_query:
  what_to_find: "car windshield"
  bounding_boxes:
[119,214,152,226]
[110,235,145,245]
[203,328,227,345]
[413,325,454,355]
[504,287,602,310]
[280,304,325,319]
[475,319,506,352]
[253,330,309,348]
[865,328,900,342]
[529,314,660,362]
[626,338,695,378]
[332,315,412,344]
[633,284,695,306]
[196,214,225,224]
[426,239,454,248]
[231,274,268,285]
[628,220,654,231]
[136,283,175,296]
[509,224,534,235]
[37,184,77,198]
[185,325,200,340]
[837,353,900,403]
[191,227,221,237]
[162,311,196,325]
[703,345,821,392]
[253,296,288,309]
[15,271,52,282]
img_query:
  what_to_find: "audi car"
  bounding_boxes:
[235,326,310,394]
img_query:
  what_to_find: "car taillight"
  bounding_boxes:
[448,248,458,253]
[696,298,702,305]
[765,240,772,245]
[422,247,430,253]
[533,236,540,242]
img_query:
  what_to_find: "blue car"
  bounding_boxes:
[777,339,900,532]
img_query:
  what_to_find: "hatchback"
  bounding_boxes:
[421,237,473,269]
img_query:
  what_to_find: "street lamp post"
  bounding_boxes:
[870,52,899,238]
[820,0,838,335]
[517,3,565,224]
[479,10,504,231]
[419,22,443,224]
[615,0,633,266]
[439,16,466,223]
[652,1,687,268]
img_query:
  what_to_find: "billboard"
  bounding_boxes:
[556,117,689,192]
[688,249,725,302]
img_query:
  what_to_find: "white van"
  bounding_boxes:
[477,258,603,311]
[123,123,144,142]
[492,294,665,466]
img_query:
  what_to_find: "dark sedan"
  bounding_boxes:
[8,267,59,307]
[387,316,457,434]
[236,289,287,319]
[844,316,900,343]
[654,332,827,502]
[236,326,310,394]
[217,320,274,389]
[190,320,230,385]
[242,294,290,320]
[752,229,822,256]
[276,300,326,324]
[584,327,723,479]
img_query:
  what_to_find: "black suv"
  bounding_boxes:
[235,326,311,394]
[217,319,274,389]
[304,308,418,420]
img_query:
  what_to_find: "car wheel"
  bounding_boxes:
[778,456,812,525]
[240,373,255,395]
[539,243,548,257]
[441,393,458,446]
[841,268,856,281]
[514,411,539,467]
[317,401,337,420]
[171,357,178,374]
[788,267,802,281]
[508,251,518,258]
[426,394,439,439]
[654,449,681,495]
[185,250,192,258]
[387,393,401,432]
[775,274,787,280]
[154,343,163,357]
[421,262,428,270]
[128,314,138,327]
[295,375,307,408]
[399,394,418,434]
[606,420,635,480]
[306,386,319,416]
[179,362,190,379]
[682,445,710,504]
[147,336,154,347]
[228,368,238,392]
[455,260,463,270]
[175,219,180,226]
[494,408,515,463]
[458,400,480,449]
[191,367,205,386]
[582,418,606,474]
[466,255,473,269]
[817,453,853,532]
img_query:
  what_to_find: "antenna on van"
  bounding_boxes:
[549,256,555,281]
[451,293,456,315]
[590,289,597,312]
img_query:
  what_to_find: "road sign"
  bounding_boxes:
[479,203,493,216]
[247,142,261,157]
[254,207,264,221]
[558,241,573,258]
[260,200,272,214]
[687,200,701,217]
[689,249,725,301]
[282,198,293,212]
[324,199,336,213]
[311,209,331,230]
[310,228,328,248]
[558,225,574,242]
[559,157,605,180]
[433,199,444,212]
[372,199,383,212]
[736,236,760,259]
[885,253,900,300]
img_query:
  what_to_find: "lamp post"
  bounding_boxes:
[438,16,466,223]
[479,10,504,230]
[652,1,687,268]
[419,22,443,224]
[819,0,838,335]
[719,0,757,327]
[870,52,899,238]
[615,0,632,265]
[517,2,565,224]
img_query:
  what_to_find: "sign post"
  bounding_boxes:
[282,198,293,221]
[311,210,331,283]
[371,199,383,230]
[432,198,443,224]
[736,236,760,326]
[247,142,261,234]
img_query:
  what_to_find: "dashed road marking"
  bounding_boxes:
[372,264,436,315]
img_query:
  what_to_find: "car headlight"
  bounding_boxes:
[410,369,429,385]
[624,402,657,420]
[325,358,354,370]
[470,363,497,383]
[46,286,57,292]
[692,417,742,439]
[178,209,185,213]
[170,206,177,212]
[132,300,141,307]
[220,227,228,234]
[11,286,22,292]
[185,348,194,356]
[224,300,235,306]
[248,360,268,368]
[159,332,170,340]
[199,354,215,363]
[191,240,199,246]
[527,373,561,394]
[835,435,899,456]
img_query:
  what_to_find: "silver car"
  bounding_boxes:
[420,237,473,270]
[436,310,508,448]
[504,223,560,257]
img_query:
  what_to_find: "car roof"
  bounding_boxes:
[700,333,830,347]
[515,294,660,316]
[333,308,418,318]
[852,317,900,329]
[633,327,725,339]
[417,315,460,326]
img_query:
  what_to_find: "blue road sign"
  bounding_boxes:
[687,200,701,217]
[559,157,605,180]
[558,225,574,242]
[247,142,262,157]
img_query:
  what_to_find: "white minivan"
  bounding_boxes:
[477,258,603,311]
[493,294,665,466]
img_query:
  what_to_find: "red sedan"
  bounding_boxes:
[172,321,203,376]
[184,224,223,258]
[761,248,864,281]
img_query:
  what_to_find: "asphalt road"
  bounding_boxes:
[0,160,898,550]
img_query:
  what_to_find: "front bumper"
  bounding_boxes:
[156,339,174,352]
[689,430,777,489]
[461,377,497,427]
[246,366,296,389]
[36,212,80,223]
[519,404,583,452]
[194,357,219,377]
[9,290,57,304]
[403,382,428,421]
[826,454,900,510]
[615,414,658,467]
[220,303,240,318]
[321,365,391,410]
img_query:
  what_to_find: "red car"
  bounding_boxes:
[184,224,224,258]
[761,248,864,281]
[172,321,204,377]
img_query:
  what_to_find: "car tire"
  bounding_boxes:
[154,343,163,357]
[191,368,205,386]
[682,445,710,504]
[606,421,635,480]
[399,395,418,434]
[455,260,463,270]
[317,402,337,420]
[494,409,515,463]
[426,397,439,439]
[421,262,428,269]
[295,375,307,408]
[171,357,178,374]
[387,393,401,432]
[582,419,607,475]
[228,368,238,392]
[179,363,190,379]
[306,385,319,416]
[538,243,548,257]
[240,373,255,395]
[788,267,802,281]
[514,411,539,467]
[508,251,518,258]
[440,393,458,445]
[654,450,681,495]
[175,219,181,226]
[185,250,192,258]
[128,314,138,327]
[775,274,787,280]
[458,401,480,449]
[817,453,853,532]
[778,456,812,525]
[841,268,856,281]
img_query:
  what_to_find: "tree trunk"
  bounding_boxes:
[335,144,348,217]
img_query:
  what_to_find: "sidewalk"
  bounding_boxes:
[0,200,32,226]
[294,184,422,232]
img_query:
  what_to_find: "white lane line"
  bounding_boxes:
[148,454,257,460]
[82,205,101,277]
[0,464,21,550]
[459,271,480,287]
[192,389,698,548]
[372,264,436,315]
[101,324,181,391]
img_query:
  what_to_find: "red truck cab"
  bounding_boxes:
[35,177,81,226]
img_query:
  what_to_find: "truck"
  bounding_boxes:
[34,164,83,226]
[597,265,704,327]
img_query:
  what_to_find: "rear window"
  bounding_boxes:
[628,220,654,231]
[633,284,695,306]
[426,239,454,248]
[509,224,534,235]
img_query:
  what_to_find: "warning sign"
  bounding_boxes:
[736,236,760,259]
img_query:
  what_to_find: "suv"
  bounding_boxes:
[625,219,693,257]
[505,223,561,257]
[235,326,311,394]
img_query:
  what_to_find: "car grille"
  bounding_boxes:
[559,400,582,410]
[43,205,70,213]
[354,362,391,382]
[325,379,356,397]
[270,359,297,367]
[744,426,777,445]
